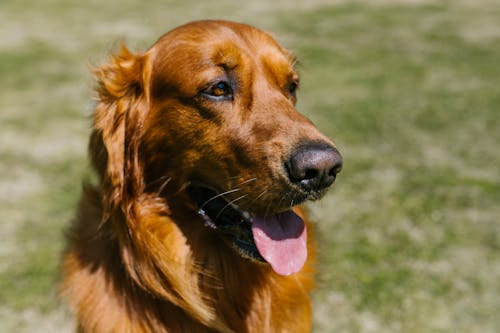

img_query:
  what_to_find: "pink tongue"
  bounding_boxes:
[251,210,307,276]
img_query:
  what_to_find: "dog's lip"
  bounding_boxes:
[186,184,310,275]
[186,184,266,262]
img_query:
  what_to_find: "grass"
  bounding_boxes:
[1,0,499,332]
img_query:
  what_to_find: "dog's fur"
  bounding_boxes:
[61,20,339,332]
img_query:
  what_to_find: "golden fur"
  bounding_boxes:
[61,20,340,332]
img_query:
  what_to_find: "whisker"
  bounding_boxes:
[200,188,241,210]
[253,189,268,203]
[177,182,190,195]
[236,177,258,186]
[157,177,172,195]
[215,194,248,220]
[164,181,190,200]
[243,188,268,213]
[146,175,169,189]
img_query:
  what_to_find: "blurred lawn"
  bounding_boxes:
[1,0,499,332]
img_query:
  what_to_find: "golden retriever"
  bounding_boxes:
[61,20,342,333]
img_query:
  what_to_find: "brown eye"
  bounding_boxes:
[213,82,230,96]
[202,81,233,100]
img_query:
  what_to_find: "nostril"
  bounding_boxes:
[329,162,342,178]
[328,168,336,178]
[304,169,318,180]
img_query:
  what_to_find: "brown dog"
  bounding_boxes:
[61,20,342,332]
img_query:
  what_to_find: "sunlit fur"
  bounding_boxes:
[61,20,337,332]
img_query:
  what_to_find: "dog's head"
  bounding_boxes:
[92,20,342,276]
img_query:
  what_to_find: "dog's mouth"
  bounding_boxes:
[186,185,307,276]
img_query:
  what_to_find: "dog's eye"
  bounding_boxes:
[288,81,298,96]
[213,82,231,96]
[202,81,233,100]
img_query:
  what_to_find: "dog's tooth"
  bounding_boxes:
[242,211,251,220]
[198,208,217,228]
[203,217,217,229]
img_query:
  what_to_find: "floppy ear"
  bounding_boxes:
[89,45,150,220]
[88,44,234,332]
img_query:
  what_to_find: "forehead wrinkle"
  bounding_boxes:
[211,42,244,70]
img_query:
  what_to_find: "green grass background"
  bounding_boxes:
[1,0,499,332]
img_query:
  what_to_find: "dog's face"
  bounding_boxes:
[136,21,342,275]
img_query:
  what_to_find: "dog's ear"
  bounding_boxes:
[89,45,150,220]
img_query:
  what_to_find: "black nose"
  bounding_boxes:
[285,142,342,191]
